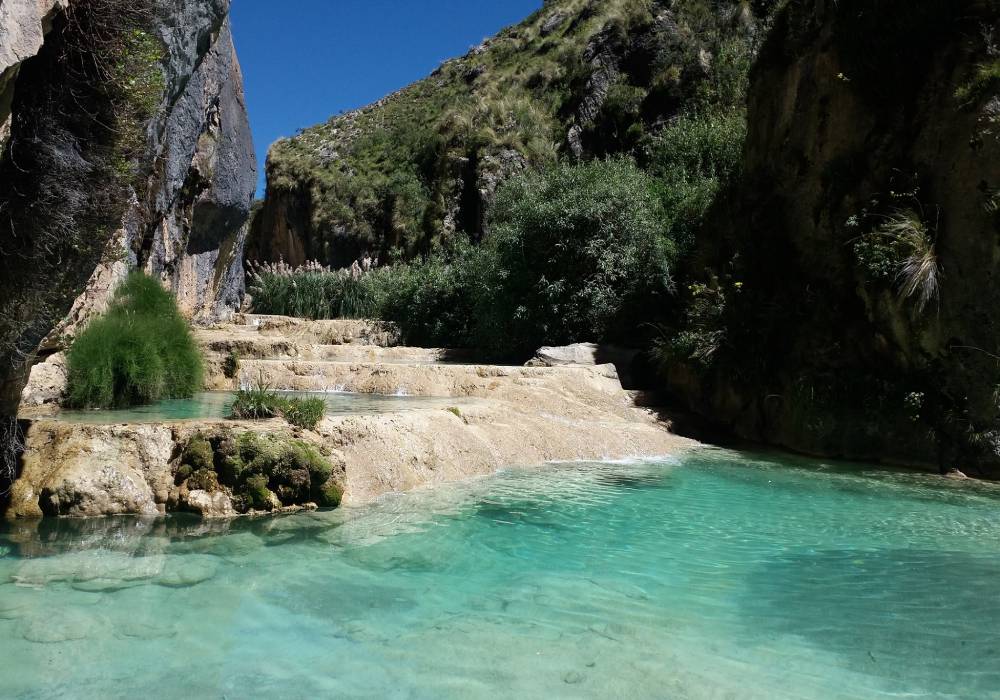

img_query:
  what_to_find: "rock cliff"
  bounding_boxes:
[665,0,1000,474]
[0,0,255,485]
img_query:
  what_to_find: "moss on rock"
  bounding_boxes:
[175,430,343,514]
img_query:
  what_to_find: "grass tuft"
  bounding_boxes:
[65,272,203,409]
[230,375,327,431]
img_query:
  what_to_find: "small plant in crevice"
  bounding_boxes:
[848,184,942,313]
[887,208,941,312]
[651,280,734,372]
[955,25,1000,108]
[955,58,1000,107]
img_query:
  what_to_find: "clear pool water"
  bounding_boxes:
[1,448,999,699]
[50,391,461,424]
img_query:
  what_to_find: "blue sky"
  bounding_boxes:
[230,0,543,196]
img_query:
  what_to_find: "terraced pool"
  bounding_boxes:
[1,448,998,698]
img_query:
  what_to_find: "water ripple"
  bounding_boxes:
[1,449,999,699]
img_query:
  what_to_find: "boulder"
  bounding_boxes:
[183,490,236,519]
[526,343,638,386]
[19,352,66,407]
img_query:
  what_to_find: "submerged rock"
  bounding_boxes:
[156,555,219,588]
[18,608,100,644]
[14,550,164,590]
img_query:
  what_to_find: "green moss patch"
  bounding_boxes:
[174,430,343,514]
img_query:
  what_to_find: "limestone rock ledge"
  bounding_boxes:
[6,366,694,519]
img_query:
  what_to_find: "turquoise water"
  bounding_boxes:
[2,448,1000,699]
[51,391,462,424]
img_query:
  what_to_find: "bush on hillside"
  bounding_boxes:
[644,110,746,253]
[65,272,203,409]
[375,240,488,348]
[250,159,676,358]
[477,157,676,355]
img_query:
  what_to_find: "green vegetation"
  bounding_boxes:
[175,431,342,512]
[849,190,941,313]
[478,157,674,353]
[253,158,674,356]
[955,59,1000,106]
[643,110,746,253]
[65,273,203,409]
[260,0,769,266]
[652,282,732,371]
[247,261,382,320]
[230,377,327,431]
[278,396,327,432]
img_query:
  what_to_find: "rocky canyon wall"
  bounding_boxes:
[0,0,255,482]
[666,0,1000,474]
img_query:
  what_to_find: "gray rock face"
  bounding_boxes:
[25,0,256,345]
[0,0,67,148]
[0,0,255,484]
[143,13,256,321]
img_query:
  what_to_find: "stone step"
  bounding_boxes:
[198,334,471,364]
[206,314,402,347]
[234,358,622,398]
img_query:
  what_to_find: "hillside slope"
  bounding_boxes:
[250,0,769,268]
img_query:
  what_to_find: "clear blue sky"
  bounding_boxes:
[230,0,543,196]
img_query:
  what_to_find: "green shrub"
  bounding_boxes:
[181,433,215,472]
[187,469,220,493]
[477,157,676,355]
[65,272,203,408]
[314,480,344,508]
[242,474,273,511]
[643,109,746,253]
[374,241,487,347]
[848,190,941,313]
[230,379,282,420]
